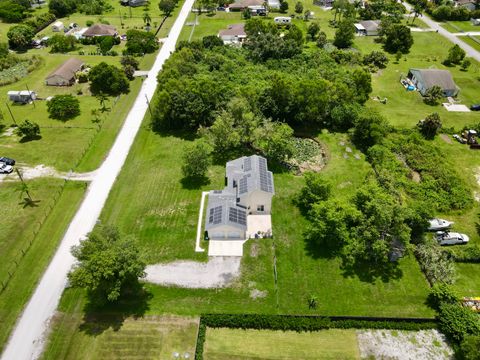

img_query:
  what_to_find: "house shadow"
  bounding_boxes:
[181,175,210,189]
[78,286,152,337]
[340,257,403,284]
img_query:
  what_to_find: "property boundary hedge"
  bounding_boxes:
[194,314,438,359]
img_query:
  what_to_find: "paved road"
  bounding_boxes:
[404,3,480,62]
[1,1,194,359]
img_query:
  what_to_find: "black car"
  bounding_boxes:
[471,104,480,111]
[0,157,15,165]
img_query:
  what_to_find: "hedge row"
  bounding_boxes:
[195,314,438,359]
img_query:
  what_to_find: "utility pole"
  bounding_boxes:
[5,102,17,125]
[25,84,35,108]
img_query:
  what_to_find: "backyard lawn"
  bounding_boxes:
[203,328,360,360]
[43,288,199,360]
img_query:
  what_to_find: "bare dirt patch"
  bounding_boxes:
[144,257,241,289]
[249,289,268,299]
[0,165,96,182]
[357,329,454,360]
[440,134,453,144]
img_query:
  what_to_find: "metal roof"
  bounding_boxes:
[408,68,457,92]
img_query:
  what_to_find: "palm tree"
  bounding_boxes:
[411,4,423,25]
[15,169,38,207]
[143,11,152,26]
[96,93,110,113]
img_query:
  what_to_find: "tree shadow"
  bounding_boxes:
[180,175,210,189]
[340,257,403,284]
[150,126,198,141]
[19,135,42,143]
[78,286,152,336]
[19,198,41,208]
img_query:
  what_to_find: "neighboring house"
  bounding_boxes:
[407,68,459,97]
[121,0,149,6]
[83,24,117,38]
[268,0,280,9]
[218,23,247,45]
[51,21,64,32]
[229,0,264,11]
[354,20,381,36]
[205,155,275,241]
[455,0,476,11]
[472,18,480,26]
[45,58,84,86]
[8,91,37,104]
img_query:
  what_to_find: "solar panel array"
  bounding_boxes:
[239,176,248,195]
[209,206,223,225]
[229,207,247,226]
[258,157,273,193]
[244,157,252,171]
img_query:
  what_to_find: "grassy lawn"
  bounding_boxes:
[458,35,480,52]
[43,289,199,360]
[0,181,86,352]
[445,21,480,33]
[357,33,480,129]
[204,328,360,360]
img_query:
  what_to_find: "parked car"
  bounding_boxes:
[470,104,480,111]
[435,231,469,246]
[428,218,454,231]
[0,163,13,174]
[0,157,15,165]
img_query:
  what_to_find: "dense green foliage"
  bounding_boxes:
[333,18,355,49]
[418,112,442,139]
[89,62,130,96]
[7,24,34,50]
[438,303,480,342]
[15,119,40,140]
[181,140,212,179]
[416,241,456,285]
[47,95,81,121]
[382,23,413,54]
[125,30,159,55]
[24,12,57,33]
[428,283,458,310]
[48,34,77,53]
[68,226,146,305]
[445,44,466,66]
[49,0,111,17]
[152,38,372,133]
[0,0,30,23]
[423,85,444,106]
[460,335,480,360]
[159,0,177,16]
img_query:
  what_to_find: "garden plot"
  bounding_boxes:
[357,329,454,360]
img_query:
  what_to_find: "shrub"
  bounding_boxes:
[363,51,389,69]
[120,55,139,70]
[99,36,114,54]
[444,44,466,66]
[351,108,389,151]
[15,119,40,140]
[181,140,212,179]
[418,112,442,139]
[415,241,456,285]
[48,34,77,53]
[438,303,480,342]
[460,335,480,360]
[125,29,158,55]
[461,58,471,71]
[428,283,458,310]
[423,85,443,106]
[7,24,34,49]
[296,172,331,213]
[47,95,81,121]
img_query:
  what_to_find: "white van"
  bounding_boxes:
[274,17,291,25]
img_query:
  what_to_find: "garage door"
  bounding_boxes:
[227,232,242,239]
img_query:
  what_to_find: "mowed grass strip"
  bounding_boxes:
[203,328,360,360]
[43,289,198,360]
[0,181,86,352]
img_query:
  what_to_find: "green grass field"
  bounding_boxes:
[43,288,199,360]
[0,181,86,352]
[458,35,480,52]
[445,21,480,33]
[203,328,360,360]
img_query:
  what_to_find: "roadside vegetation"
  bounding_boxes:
[12,0,480,358]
